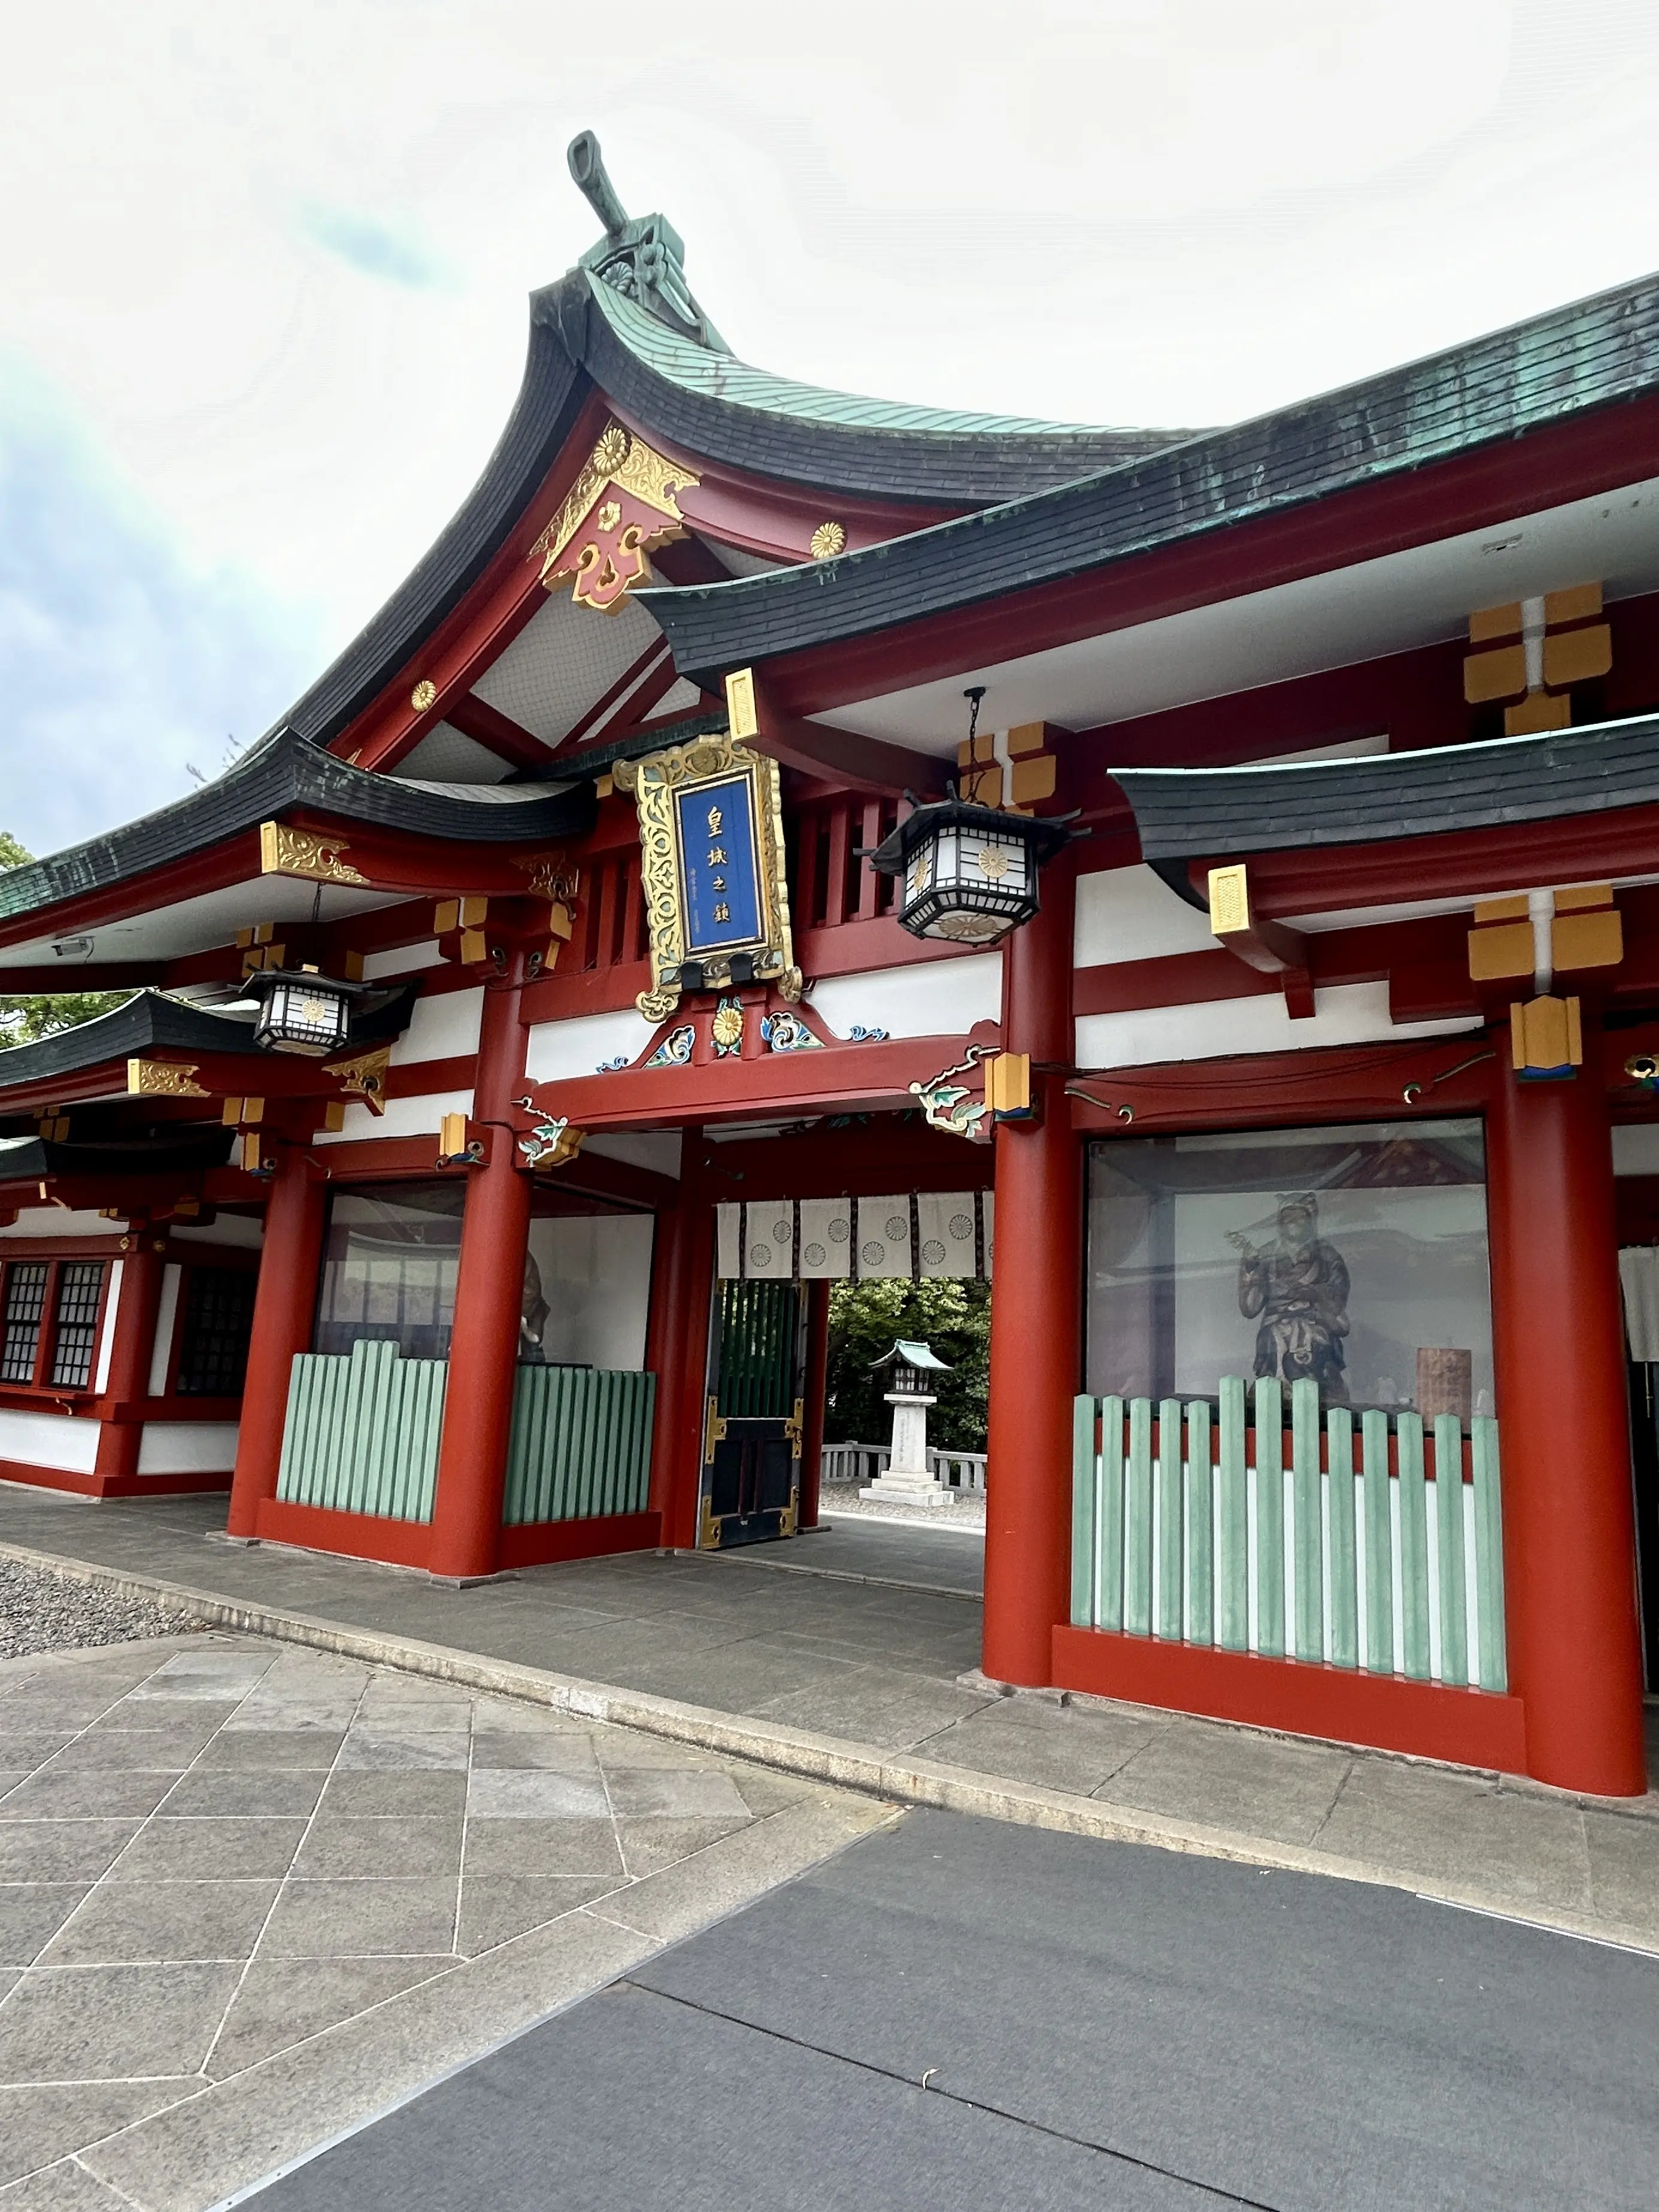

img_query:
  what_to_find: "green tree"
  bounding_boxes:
[824,1277,990,1452]
[0,833,134,1046]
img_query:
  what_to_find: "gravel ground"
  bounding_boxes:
[817,1482,986,1531]
[0,1555,199,1659]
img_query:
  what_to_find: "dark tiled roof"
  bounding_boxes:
[0,733,596,928]
[1113,712,1659,859]
[0,982,420,1097]
[635,273,1659,682]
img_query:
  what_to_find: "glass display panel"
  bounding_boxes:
[175,1267,258,1396]
[314,1184,465,1360]
[1085,1119,1495,1422]
[0,1262,48,1384]
[522,1213,655,1370]
[49,1261,107,1388]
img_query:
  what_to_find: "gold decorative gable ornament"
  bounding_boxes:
[531,421,700,615]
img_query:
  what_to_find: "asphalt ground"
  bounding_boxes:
[243,1806,1659,2212]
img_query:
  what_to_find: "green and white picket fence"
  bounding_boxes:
[501,1366,656,1525]
[277,1340,447,1522]
[1070,1376,1507,1691]
[276,1340,654,1528]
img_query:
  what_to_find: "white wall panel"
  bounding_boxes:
[313,1090,474,1144]
[1076,982,1478,1073]
[525,1009,659,1082]
[807,954,1002,1041]
[0,1410,100,1472]
[148,1266,183,1396]
[390,986,484,1066]
[1073,864,1221,967]
[137,1423,239,1474]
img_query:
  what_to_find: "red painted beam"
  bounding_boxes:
[1053,1625,1528,1773]
[1067,1032,1496,1135]
[444,693,557,770]
[521,1022,999,1131]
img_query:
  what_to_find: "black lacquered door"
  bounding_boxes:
[700,1279,803,1549]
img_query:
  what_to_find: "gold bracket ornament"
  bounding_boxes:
[530,421,700,615]
[127,1060,208,1099]
[259,823,369,886]
[325,1045,392,1115]
[909,1044,996,1142]
[512,1105,585,1169]
[614,729,800,1022]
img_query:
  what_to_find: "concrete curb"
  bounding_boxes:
[5,1534,1655,1959]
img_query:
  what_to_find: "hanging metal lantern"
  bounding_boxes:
[868,797,1070,944]
[247,967,364,1058]
[866,688,1072,945]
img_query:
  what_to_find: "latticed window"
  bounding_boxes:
[174,1267,257,1397]
[0,1263,48,1385]
[48,1263,107,1388]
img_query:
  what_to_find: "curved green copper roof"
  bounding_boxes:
[583,275,1128,441]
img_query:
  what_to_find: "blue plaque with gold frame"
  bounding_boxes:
[614,731,801,1021]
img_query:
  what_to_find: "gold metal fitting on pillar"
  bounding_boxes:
[436,1112,484,1168]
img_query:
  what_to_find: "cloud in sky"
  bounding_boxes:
[299,203,448,289]
[0,372,322,859]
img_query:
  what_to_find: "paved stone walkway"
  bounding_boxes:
[1,1487,1657,1967]
[0,1630,888,2210]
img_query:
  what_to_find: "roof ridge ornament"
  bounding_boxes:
[566,131,729,355]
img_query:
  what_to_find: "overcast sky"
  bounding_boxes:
[4,0,1658,855]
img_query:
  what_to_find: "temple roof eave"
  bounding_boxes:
[633,270,1659,690]
[0,732,596,935]
[1112,711,1659,864]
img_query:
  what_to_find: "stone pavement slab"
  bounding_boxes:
[0,1486,1657,1967]
[0,1633,894,2210]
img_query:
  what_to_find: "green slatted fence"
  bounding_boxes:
[1070,1377,1507,1692]
[276,1340,447,1522]
[502,1367,656,1525]
[276,1347,656,1529]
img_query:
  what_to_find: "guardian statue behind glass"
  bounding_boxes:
[1229,1195,1351,1403]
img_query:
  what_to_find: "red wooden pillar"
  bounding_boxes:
[644,1178,691,1534]
[982,853,1081,1687]
[798,1278,832,1530]
[92,1239,166,1490]
[226,1148,326,1538]
[660,1131,717,1551]
[1486,1026,1646,1794]
[427,957,533,1582]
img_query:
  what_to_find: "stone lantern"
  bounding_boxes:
[860,1339,954,1509]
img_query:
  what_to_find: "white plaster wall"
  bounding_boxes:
[527,1215,655,1371]
[137,1423,239,1475]
[806,954,1003,1040]
[93,1260,123,1392]
[148,1267,183,1395]
[1075,982,1479,1073]
[1073,864,1220,967]
[313,1089,474,1145]
[1613,1125,1659,1176]
[526,1009,659,1082]
[0,1409,99,1472]
[390,986,484,1066]
[364,939,442,981]
[0,1209,111,1239]
[584,1131,683,1179]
